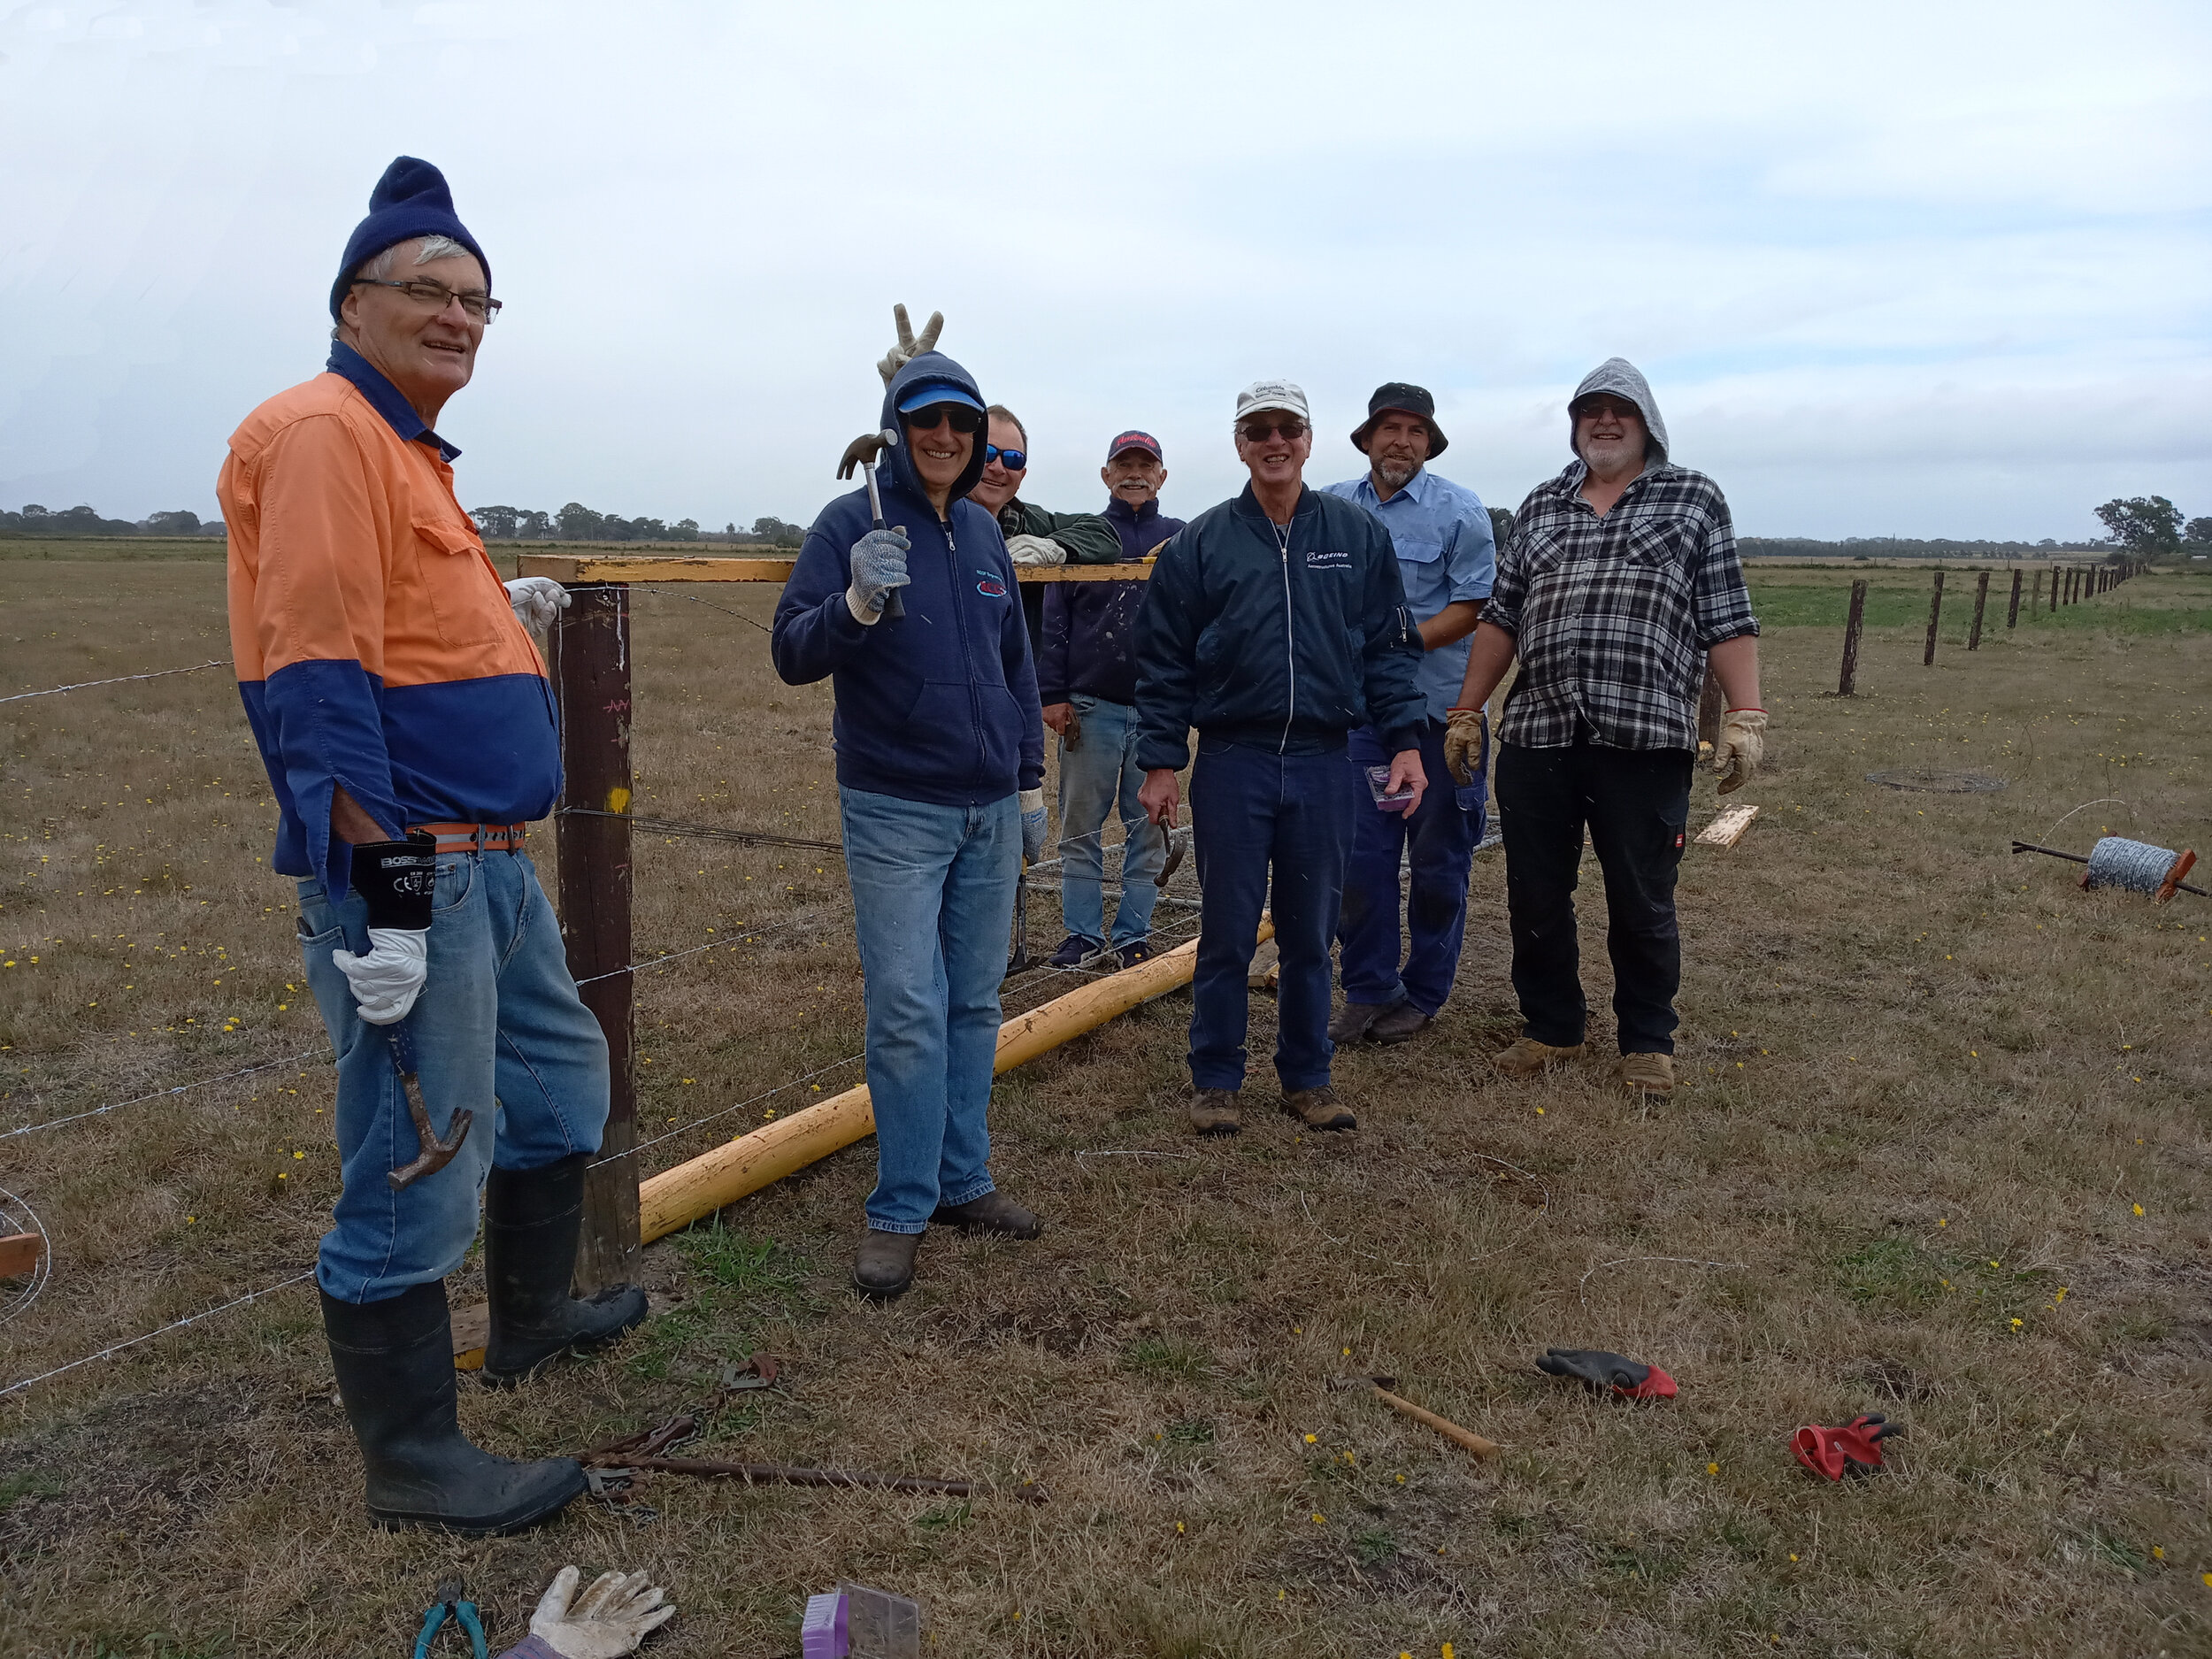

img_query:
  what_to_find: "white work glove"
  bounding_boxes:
[1019,788,1048,864]
[845,526,911,625]
[504,577,572,632]
[527,1565,676,1658]
[1712,707,1767,795]
[329,928,427,1025]
[876,303,944,386]
[1004,534,1065,567]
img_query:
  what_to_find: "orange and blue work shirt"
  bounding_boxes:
[220,342,560,901]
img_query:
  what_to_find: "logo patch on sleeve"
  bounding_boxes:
[975,571,1008,598]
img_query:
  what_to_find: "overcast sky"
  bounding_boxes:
[4,0,2208,541]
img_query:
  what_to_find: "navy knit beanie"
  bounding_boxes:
[329,157,490,322]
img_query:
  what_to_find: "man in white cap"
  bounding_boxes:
[1445,358,1763,1097]
[1133,380,1426,1137]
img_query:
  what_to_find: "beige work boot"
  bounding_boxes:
[1492,1037,1588,1079]
[1610,1052,1675,1094]
[1281,1086,1356,1133]
[1188,1088,1242,1137]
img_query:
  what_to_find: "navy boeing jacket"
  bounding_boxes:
[771,353,1043,804]
[1133,483,1423,772]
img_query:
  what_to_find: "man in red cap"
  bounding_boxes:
[1036,431,1186,970]
[222,157,643,1536]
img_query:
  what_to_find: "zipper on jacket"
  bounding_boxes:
[1271,518,1295,754]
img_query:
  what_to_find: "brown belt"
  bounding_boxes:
[412,821,529,852]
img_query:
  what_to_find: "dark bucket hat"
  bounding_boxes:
[1349,381,1448,457]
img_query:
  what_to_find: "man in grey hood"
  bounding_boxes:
[1443,358,1764,1097]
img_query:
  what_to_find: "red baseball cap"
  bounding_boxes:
[1106,429,1163,462]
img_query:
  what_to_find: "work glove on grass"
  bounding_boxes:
[1443,707,1486,786]
[525,1565,676,1658]
[1019,788,1049,864]
[875,303,944,387]
[1791,1413,1901,1480]
[503,576,572,632]
[1535,1348,1678,1400]
[330,835,436,1025]
[1712,707,1766,794]
[845,526,911,625]
[1005,534,1066,567]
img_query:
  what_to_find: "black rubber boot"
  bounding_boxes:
[482,1153,649,1386]
[322,1281,585,1535]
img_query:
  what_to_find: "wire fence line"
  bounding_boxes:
[0,1270,318,1402]
[0,659,227,705]
[0,1047,333,1141]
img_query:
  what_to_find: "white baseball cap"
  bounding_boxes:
[1234,379,1310,424]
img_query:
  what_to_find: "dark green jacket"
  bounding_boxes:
[1000,498,1118,656]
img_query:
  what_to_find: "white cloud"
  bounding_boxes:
[2,0,2206,540]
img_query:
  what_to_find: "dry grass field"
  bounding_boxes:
[2,542,2209,1657]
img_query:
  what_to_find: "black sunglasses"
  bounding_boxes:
[904,404,985,435]
[985,444,1027,471]
[1239,419,1309,443]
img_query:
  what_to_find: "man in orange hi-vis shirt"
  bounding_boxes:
[222,157,643,1537]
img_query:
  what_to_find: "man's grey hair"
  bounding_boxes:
[332,235,478,338]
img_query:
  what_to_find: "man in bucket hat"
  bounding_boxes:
[221,157,645,1535]
[1444,358,1763,1097]
[1324,384,1496,1048]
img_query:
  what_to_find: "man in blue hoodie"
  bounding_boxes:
[1134,380,1427,1138]
[771,351,1047,1299]
[1037,429,1185,972]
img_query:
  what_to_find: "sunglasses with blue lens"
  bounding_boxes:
[985,444,1026,471]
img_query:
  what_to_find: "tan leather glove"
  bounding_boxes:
[527,1566,675,1657]
[875,303,943,386]
[1443,707,1486,786]
[1005,534,1066,567]
[1712,707,1766,794]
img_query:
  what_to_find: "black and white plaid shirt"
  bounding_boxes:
[1486,458,1758,751]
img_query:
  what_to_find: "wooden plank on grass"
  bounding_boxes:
[450,1301,488,1371]
[1695,804,1761,848]
[0,1233,39,1278]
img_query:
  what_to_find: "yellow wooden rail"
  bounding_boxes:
[518,553,1152,584]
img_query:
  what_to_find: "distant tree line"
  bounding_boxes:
[0,503,220,537]
[1738,534,2107,560]
[2093,495,2211,561]
[470,505,808,547]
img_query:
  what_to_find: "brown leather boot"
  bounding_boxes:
[853,1229,922,1300]
[1610,1052,1675,1095]
[1188,1088,1241,1136]
[1281,1086,1356,1132]
[931,1191,1043,1239]
[1328,1002,1387,1045]
[1492,1036,1589,1079]
[1367,1002,1432,1045]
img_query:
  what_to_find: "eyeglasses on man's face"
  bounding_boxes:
[1239,419,1308,444]
[349,277,502,323]
[984,444,1026,472]
[904,404,985,436]
[1574,396,1640,426]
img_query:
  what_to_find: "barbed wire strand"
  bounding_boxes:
[0,1047,331,1141]
[0,1269,318,1402]
[0,660,226,705]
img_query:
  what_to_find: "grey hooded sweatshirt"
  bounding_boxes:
[1569,357,1671,466]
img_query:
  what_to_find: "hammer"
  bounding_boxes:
[837,427,905,622]
[1331,1373,1502,1462]
[384,1024,472,1191]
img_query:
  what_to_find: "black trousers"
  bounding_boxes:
[1494,741,1694,1055]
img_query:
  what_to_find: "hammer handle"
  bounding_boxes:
[1372,1386,1502,1461]
[862,462,905,621]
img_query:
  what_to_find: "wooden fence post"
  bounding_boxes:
[1697,664,1723,749]
[1924,569,1945,665]
[1838,577,1868,695]
[552,583,640,1294]
[1968,571,1990,650]
[2007,568,2023,628]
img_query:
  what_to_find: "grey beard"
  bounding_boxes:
[1375,459,1417,490]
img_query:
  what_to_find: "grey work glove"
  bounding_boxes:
[876,303,944,387]
[1004,534,1065,567]
[526,1565,676,1658]
[1712,708,1767,795]
[845,526,911,625]
[503,576,572,632]
[1019,788,1048,864]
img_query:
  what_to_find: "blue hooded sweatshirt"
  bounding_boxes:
[772,352,1043,805]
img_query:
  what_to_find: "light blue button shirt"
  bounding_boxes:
[1324,466,1496,724]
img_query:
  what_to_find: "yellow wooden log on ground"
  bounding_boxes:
[634,920,1265,1244]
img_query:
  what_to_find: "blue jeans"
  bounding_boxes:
[298,849,610,1305]
[1188,739,1353,1092]
[1337,718,1486,1017]
[840,787,1020,1233]
[1056,695,1166,950]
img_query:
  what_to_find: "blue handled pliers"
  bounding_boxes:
[413,1574,489,1659]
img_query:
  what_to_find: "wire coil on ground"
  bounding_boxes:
[2085,836,2187,895]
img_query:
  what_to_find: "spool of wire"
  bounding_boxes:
[2085,836,2197,899]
